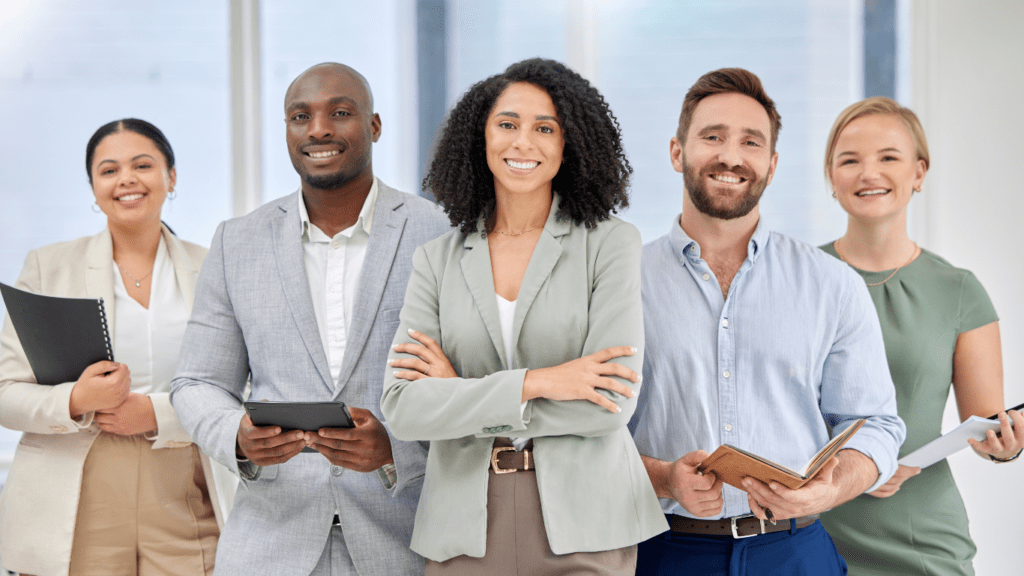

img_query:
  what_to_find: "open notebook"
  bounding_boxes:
[697,419,865,491]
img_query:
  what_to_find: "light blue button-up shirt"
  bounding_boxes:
[630,215,906,520]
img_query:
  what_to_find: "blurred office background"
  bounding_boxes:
[0,0,1020,572]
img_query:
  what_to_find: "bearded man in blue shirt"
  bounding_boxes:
[629,68,906,576]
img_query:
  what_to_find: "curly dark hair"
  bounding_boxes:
[424,58,632,234]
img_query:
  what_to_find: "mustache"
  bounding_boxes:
[700,162,756,181]
[300,140,345,152]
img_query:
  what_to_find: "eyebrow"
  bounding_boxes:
[695,124,767,141]
[495,111,560,123]
[286,96,359,112]
[96,153,156,166]
[837,147,904,157]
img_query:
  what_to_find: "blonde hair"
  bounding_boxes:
[823,96,930,181]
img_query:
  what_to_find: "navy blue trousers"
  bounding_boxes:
[635,519,847,576]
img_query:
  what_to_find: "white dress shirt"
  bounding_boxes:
[298,179,378,389]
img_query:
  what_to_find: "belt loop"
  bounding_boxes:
[789,518,797,535]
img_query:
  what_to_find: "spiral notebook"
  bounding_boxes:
[0,282,113,385]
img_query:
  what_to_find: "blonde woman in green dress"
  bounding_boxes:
[818,97,1024,575]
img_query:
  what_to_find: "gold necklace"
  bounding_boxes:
[834,239,919,287]
[495,225,543,237]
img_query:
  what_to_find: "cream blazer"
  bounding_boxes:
[0,226,237,576]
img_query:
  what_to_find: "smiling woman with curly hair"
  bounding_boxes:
[381,58,667,575]
[424,57,633,233]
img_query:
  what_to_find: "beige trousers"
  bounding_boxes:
[66,432,219,576]
[425,467,637,576]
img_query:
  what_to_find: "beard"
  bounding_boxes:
[683,155,769,220]
[301,169,357,190]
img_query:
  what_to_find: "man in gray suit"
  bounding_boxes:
[171,63,449,575]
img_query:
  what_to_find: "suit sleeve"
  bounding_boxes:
[0,251,95,434]
[170,222,251,475]
[381,222,644,441]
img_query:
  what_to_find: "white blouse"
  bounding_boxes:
[111,237,190,396]
[496,293,530,452]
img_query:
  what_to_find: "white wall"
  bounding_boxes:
[910,1,1024,573]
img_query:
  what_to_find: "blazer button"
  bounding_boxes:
[331,465,343,476]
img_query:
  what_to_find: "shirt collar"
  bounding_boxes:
[298,177,379,240]
[668,213,771,263]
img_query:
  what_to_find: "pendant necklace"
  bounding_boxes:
[115,261,153,288]
[834,239,919,287]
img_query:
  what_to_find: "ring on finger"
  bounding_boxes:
[426,365,431,376]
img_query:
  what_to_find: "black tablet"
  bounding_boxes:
[244,401,355,437]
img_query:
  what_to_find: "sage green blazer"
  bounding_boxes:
[381,195,667,562]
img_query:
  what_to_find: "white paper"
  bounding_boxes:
[898,416,999,468]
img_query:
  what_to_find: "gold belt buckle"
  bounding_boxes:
[490,446,516,474]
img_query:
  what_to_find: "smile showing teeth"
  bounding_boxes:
[117,193,145,202]
[307,150,339,159]
[506,159,539,170]
[712,174,743,184]
[856,188,889,196]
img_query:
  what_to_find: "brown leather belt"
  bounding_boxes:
[669,513,819,539]
[490,438,534,474]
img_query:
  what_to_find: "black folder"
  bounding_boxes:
[0,282,113,385]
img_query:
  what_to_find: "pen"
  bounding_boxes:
[765,507,776,526]
[987,401,1024,420]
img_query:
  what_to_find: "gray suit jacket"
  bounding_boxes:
[380,195,668,562]
[171,180,449,576]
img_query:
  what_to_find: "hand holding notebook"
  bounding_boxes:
[697,419,866,491]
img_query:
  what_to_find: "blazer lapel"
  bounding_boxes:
[272,195,335,392]
[461,223,508,368]
[84,229,117,337]
[511,194,569,360]
[162,225,200,312]
[334,184,404,391]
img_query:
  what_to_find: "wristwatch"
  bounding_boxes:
[988,448,1022,463]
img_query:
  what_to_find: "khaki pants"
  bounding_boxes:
[67,432,219,576]
[426,466,637,576]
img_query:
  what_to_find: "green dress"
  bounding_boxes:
[818,244,998,576]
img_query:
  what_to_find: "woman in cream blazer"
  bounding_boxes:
[0,119,234,576]
[381,59,666,574]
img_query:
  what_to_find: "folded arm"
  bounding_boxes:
[381,223,644,441]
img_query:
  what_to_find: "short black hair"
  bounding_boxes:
[424,58,632,234]
[85,118,175,184]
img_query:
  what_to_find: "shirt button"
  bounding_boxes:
[330,284,341,293]
[724,424,733,431]
[331,241,340,249]
[722,319,729,327]
[723,371,731,378]
[690,245,697,252]
[702,273,710,281]
[331,465,343,476]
